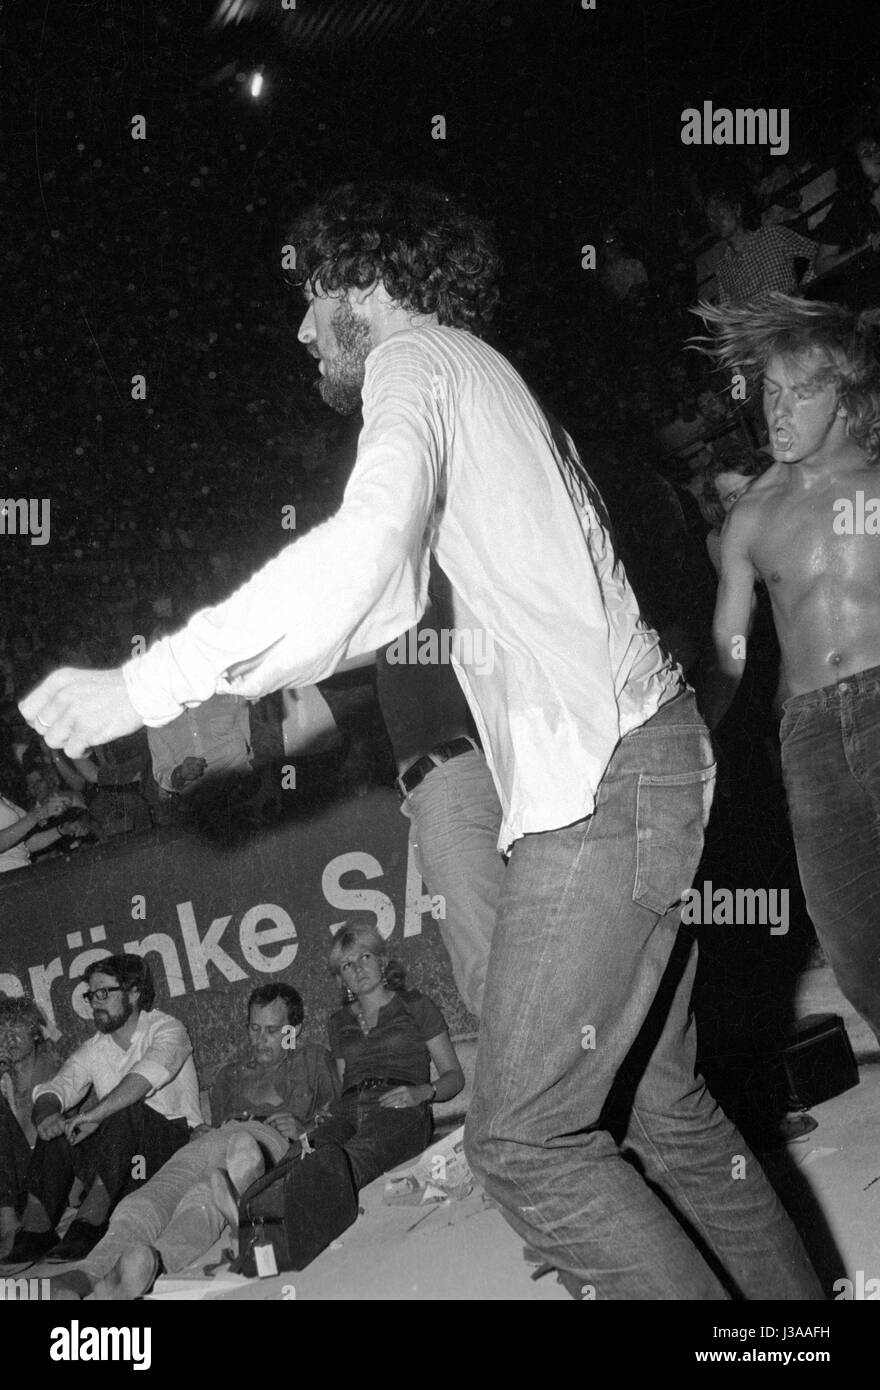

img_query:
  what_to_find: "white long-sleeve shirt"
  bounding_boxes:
[123,326,681,852]
[33,1008,202,1128]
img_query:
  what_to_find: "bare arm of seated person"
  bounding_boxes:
[0,795,82,854]
[379,1032,465,1109]
[66,1073,152,1145]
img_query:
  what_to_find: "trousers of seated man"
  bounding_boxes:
[25,1100,190,1230]
[67,1120,290,1286]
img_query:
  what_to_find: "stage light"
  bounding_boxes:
[249,70,264,98]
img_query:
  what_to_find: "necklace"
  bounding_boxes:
[353,1003,375,1036]
[353,990,392,1035]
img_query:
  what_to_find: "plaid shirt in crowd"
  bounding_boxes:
[715,225,817,306]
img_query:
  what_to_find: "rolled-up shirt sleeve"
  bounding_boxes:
[32,1048,93,1113]
[781,225,818,282]
[130,1015,192,1094]
[121,337,443,727]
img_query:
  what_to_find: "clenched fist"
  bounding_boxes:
[19,668,143,760]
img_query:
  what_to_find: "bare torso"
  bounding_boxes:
[740,457,880,696]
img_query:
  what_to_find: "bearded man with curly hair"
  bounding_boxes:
[21,186,821,1300]
[697,292,880,1044]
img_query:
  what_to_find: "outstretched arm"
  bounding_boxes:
[20,345,443,758]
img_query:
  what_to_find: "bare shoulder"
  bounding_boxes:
[720,463,784,550]
[744,460,786,498]
[719,486,762,554]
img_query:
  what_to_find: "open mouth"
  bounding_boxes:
[773,428,794,449]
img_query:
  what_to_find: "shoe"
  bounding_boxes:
[47,1219,108,1263]
[47,1269,95,1300]
[93,1245,161,1301]
[778,1111,819,1144]
[752,1110,819,1152]
[1,1228,58,1267]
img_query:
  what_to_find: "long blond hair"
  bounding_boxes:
[689,293,880,460]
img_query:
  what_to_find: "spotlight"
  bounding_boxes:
[249,69,264,98]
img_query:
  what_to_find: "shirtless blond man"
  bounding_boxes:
[699,293,880,1041]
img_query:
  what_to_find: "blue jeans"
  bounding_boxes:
[331,1090,432,1191]
[403,747,506,1017]
[780,666,880,1043]
[465,690,823,1300]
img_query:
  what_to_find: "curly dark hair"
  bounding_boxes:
[0,994,49,1046]
[287,181,501,335]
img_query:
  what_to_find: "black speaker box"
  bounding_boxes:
[780,1012,859,1110]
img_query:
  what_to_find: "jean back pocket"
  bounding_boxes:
[633,766,716,916]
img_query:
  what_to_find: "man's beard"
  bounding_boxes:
[94,999,134,1034]
[317,300,373,415]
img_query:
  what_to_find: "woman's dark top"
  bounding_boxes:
[328,990,447,1091]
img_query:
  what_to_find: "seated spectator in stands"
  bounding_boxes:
[813,123,880,279]
[147,691,253,804]
[0,997,60,1258]
[23,749,62,806]
[697,441,772,576]
[743,146,808,228]
[48,984,338,1300]
[706,183,817,305]
[2,955,200,1266]
[67,732,154,842]
[600,227,648,302]
[0,786,86,873]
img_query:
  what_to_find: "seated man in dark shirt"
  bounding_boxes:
[50,984,338,1300]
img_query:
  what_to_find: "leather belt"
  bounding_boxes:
[343,1077,413,1096]
[396,736,481,799]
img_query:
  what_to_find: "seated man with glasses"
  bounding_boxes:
[2,954,200,1266]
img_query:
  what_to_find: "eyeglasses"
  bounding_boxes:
[83,986,125,1004]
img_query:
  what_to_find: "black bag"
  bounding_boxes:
[780,1012,859,1110]
[234,1118,359,1277]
